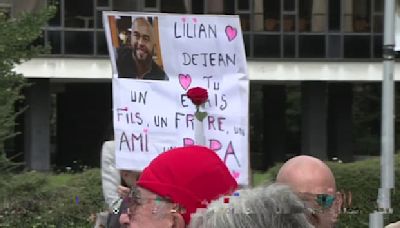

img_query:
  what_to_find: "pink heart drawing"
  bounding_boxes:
[231,170,240,179]
[225,25,237,42]
[210,140,222,151]
[192,18,197,23]
[181,17,186,22]
[178,74,192,91]
[143,128,148,133]
[183,138,194,146]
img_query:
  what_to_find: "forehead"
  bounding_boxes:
[133,19,152,34]
[287,173,336,194]
[136,186,157,197]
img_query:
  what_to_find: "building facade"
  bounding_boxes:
[2,0,396,171]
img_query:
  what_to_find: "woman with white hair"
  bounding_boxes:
[189,183,314,228]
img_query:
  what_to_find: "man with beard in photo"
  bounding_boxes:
[117,17,168,80]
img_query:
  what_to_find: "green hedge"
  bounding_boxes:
[254,154,400,227]
[0,169,104,227]
[0,155,399,227]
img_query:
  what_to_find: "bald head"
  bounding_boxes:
[277,155,336,195]
[277,156,340,228]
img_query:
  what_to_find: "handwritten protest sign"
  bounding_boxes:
[104,12,249,185]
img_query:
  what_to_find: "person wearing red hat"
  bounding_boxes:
[124,145,238,228]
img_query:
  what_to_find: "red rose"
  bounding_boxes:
[187,87,208,106]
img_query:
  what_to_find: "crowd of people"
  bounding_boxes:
[99,143,351,228]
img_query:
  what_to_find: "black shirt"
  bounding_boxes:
[116,47,168,80]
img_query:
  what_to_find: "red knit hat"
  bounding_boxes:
[137,145,238,224]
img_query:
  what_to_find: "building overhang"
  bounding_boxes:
[13,58,400,82]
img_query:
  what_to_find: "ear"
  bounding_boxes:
[333,191,343,220]
[171,212,185,228]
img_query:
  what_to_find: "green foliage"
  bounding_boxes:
[0,6,56,170]
[0,169,105,227]
[254,154,400,227]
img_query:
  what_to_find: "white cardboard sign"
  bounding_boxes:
[103,12,249,185]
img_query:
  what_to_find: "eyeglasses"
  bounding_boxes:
[127,187,172,208]
[298,192,336,210]
[127,187,186,212]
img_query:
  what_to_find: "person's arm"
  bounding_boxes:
[101,141,121,210]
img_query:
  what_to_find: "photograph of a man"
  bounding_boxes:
[117,17,168,80]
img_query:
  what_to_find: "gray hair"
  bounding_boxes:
[189,183,313,228]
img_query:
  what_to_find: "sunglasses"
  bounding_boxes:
[298,192,336,210]
[315,194,336,209]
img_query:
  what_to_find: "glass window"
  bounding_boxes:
[161,0,186,13]
[97,31,108,55]
[328,0,340,31]
[284,0,294,12]
[327,35,341,58]
[192,0,204,14]
[375,0,383,13]
[48,31,61,54]
[263,0,280,31]
[97,10,104,28]
[299,35,325,58]
[344,36,370,58]
[373,35,382,58]
[145,0,157,8]
[112,0,137,11]
[65,0,94,28]
[283,15,295,32]
[238,0,249,11]
[224,0,235,14]
[65,31,94,54]
[240,14,250,31]
[243,34,250,57]
[254,35,280,58]
[300,0,326,32]
[48,0,61,27]
[373,15,383,33]
[353,0,370,32]
[97,0,109,7]
[283,35,295,58]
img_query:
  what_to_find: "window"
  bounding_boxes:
[36,0,383,59]
[65,0,94,28]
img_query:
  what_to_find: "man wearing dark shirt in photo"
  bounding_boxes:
[117,17,168,80]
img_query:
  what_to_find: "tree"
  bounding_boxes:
[0,6,55,170]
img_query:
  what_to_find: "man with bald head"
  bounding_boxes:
[117,17,167,80]
[276,155,342,228]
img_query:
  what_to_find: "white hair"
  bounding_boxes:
[189,183,314,228]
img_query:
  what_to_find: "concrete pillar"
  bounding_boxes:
[301,81,328,160]
[311,0,327,32]
[254,0,264,31]
[328,83,354,162]
[263,84,287,168]
[24,79,50,171]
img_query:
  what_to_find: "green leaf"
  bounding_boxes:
[195,111,208,121]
